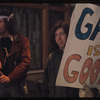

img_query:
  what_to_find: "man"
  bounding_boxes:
[42,21,79,97]
[0,10,31,97]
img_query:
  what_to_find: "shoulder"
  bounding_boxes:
[14,34,30,48]
[45,52,55,69]
[19,35,29,41]
[19,35,30,47]
[48,53,53,60]
[15,34,29,43]
[48,51,57,61]
[46,51,57,65]
[45,52,54,65]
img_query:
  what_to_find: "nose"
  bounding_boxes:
[57,34,61,40]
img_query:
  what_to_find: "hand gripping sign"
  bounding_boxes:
[56,3,100,89]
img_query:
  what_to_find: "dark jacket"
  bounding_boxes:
[0,34,31,83]
[42,49,79,97]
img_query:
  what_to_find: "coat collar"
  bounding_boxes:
[0,34,20,42]
[0,34,21,64]
[9,34,20,56]
[0,34,20,56]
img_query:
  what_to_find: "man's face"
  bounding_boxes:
[0,19,6,35]
[55,27,67,50]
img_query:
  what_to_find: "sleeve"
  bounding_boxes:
[41,66,49,97]
[41,53,53,97]
[8,36,31,82]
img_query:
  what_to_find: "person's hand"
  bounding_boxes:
[0,72,11,83]
[79,83,94,97]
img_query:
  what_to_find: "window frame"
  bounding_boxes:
[0,3,68,73]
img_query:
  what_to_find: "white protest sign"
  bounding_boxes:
[56,3,100,89]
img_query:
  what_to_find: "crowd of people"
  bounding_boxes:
[0,8,99,97]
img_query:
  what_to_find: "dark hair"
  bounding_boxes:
[0,10,15,35]
[49,21,69,53]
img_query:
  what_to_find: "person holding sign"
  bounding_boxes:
[0,10,31,97]
[41,21,79,97]
[55,4,99,98]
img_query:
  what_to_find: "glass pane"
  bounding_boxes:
[49,11,64,31]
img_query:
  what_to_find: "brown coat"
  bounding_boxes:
[0,34,31,83]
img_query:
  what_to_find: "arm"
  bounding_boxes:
[42,66,49,97]
[41,53,53,97]
[8,36,31,82]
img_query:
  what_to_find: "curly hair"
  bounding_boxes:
[49,21,69,53]
[0,10,16,35]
